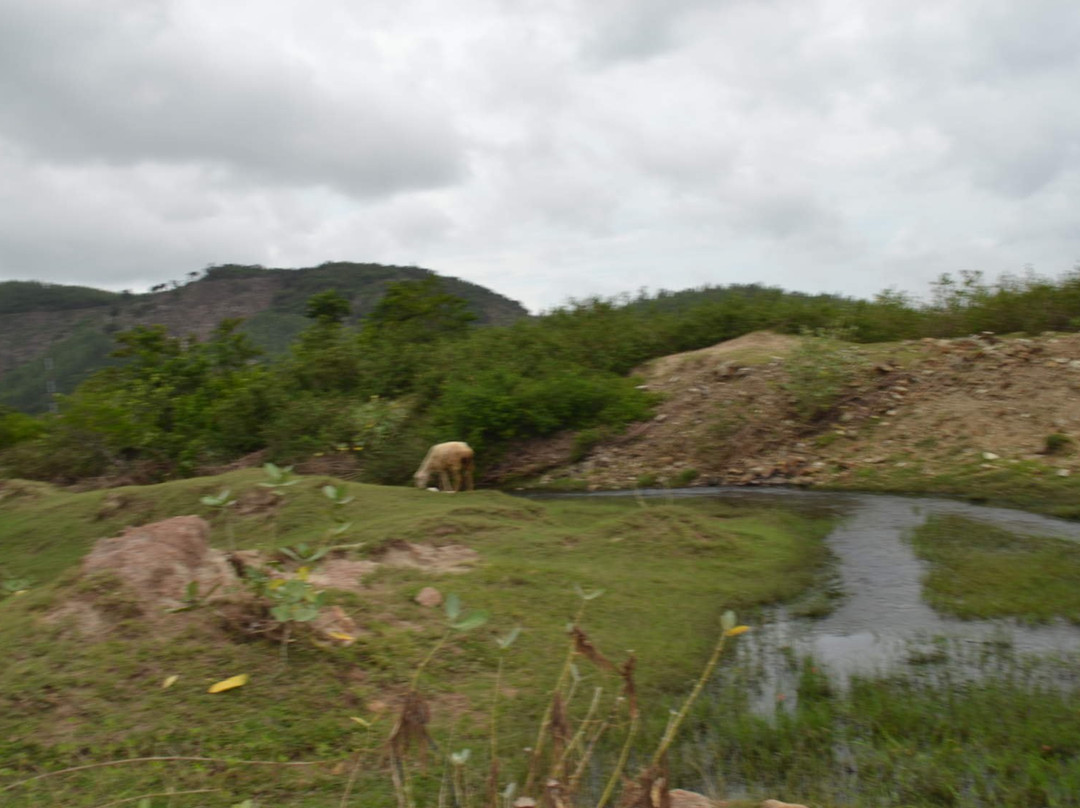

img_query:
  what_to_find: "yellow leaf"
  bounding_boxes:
[297,566,310,581]
[350,716,372,728]
[267,579,284,590]
[208,674,249,693]
[162,675,179,689]
[724,625,750,637]
[327,631,355,642]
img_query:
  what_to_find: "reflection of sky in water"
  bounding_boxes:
[676,488,1080,714]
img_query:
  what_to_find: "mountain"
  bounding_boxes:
[0,263,528,413]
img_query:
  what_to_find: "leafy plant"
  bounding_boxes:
[0,575,31,599]
[277,542,331,565]
[199,488,237,549]
[1044,432,1073,456]
[266,569,327,625]
[259,462,299,493]
[164,580,220,613]
[321,483,354,540]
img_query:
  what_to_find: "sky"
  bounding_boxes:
[1,0,1079,314]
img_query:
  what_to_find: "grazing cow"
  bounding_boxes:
[414,441,475,492]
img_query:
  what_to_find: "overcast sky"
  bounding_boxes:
[2,0,1079,313]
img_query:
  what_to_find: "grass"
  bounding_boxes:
[841,458,1080,519]
[0,471,835,807]
[686,643,1080,807]
[907,514,1080,623]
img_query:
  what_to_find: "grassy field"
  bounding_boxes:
[0,471,834,807]
[907,514,1080,623]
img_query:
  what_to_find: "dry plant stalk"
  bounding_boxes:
[389,690,434,762]
[595,654,640,808]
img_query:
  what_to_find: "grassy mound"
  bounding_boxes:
[0,471,834,807]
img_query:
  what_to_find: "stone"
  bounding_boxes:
[81,515,235,611]
[668,789,715,808]
[415,586,443,607]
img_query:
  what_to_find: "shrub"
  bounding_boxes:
[779,331,866,422]
[1044,433,1073,455]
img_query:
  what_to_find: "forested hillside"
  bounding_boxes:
[0,263,528,412]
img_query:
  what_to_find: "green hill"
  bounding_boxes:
[0,264,529,413]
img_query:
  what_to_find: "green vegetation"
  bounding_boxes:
[0,280,123,314]
[0,472,833,806]
[6,265,1080,489]
[0,319,119,413]
[777,330,867,422]
[907,514,1080,622]
[690,642,1080,807]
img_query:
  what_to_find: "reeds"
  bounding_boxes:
[384,591,748,808]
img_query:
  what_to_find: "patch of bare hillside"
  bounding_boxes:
[500,331,1080,490]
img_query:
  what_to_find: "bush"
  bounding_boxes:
[1044,433,1073,456]
[779,331,866,422]
[433,368,655,452]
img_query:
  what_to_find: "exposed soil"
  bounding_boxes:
[492,331,1080,490]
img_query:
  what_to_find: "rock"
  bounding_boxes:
[81,516,235,611]
[415,586,443,607]
[668,789,715,808]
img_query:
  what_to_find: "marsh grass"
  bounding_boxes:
[0,472,833,807]
[844,458,1080,519]
[683,641,1080,807]
[907,514,1080,622]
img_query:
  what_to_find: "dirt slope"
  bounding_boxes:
[493,331,1080,491]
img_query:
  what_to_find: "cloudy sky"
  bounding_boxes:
[2,0,1079,312]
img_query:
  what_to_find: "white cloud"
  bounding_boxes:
[1,0,1079,311]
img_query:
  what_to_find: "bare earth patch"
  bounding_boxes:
[375,541,480,574]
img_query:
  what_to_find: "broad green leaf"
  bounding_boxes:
[573,584,605,601]
[496,627,522,650]
[450,611,489,632]
[450,748,471,765]
[444,593,462,621]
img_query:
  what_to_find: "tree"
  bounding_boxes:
[305,289,351,324]
[362,277,476,344]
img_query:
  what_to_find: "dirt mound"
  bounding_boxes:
[81,516,235,611]
[640,331,800,379]
[500,331,1080,491]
